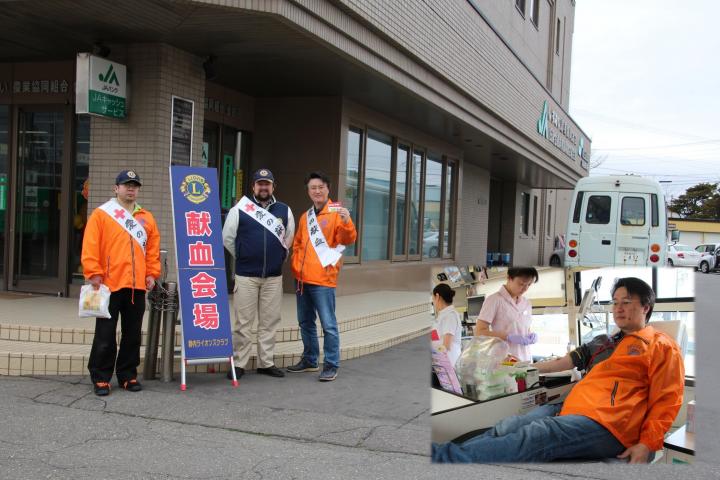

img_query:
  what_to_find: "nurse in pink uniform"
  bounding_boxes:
[474,267,539,362]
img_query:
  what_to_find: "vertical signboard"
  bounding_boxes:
[170,166,233,368]
[171,96,194,166]
[76,53,127,119]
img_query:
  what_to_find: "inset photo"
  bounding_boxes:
[431,265,695,464]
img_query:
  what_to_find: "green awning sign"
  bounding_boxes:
[76,53,127,119]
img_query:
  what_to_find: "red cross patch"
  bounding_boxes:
[244,203,255,212]
[114,209,125,219]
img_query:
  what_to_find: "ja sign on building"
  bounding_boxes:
[75,53,127,119]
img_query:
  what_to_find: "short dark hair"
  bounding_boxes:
[305,171,331,188]
[611,277,655,322]
[432,283,455,304]
[507,267,539,283]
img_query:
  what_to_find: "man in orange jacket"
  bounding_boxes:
[433,277,684,463]
[288,171,356,381]
[81,170,161,396]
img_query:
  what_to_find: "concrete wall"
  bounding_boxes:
[89,43,206,281]
[456,162,491,266]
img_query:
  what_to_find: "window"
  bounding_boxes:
[343,127,456,263]
[361,130,392,261]
[651,194,659,227]
[520,192,530,235]
[515,0,526,16]
[344,128,363,257]
[555,18,561,55]
[532,195,538,236]
[546,204,552,239]
[443,160,457,257]
[394,144,409,257]
[585,195,611,224]
[620,197,645,226]
[529,0,540,26]
[571,191,584,223]
[70,115,91,285]
[424,155,442,258]
[409,150,423,257]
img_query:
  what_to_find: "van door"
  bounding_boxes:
[614,194,650,265]
[578,192,618,265]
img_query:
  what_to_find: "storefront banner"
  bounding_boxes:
[76,53,127,119]
[170,166,232,360]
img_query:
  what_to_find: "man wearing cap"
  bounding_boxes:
[222,168,295,379]
[82,170,161,396]
[288,171,357,381]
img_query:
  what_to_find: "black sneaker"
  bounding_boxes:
[256,365,285,377]
[226,367,245,380]
[319,366,338,382]
[286,358,319,373]
[93,381,111,396]
[121,379,143,392]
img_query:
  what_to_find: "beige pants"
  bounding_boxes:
[231,275,283,369]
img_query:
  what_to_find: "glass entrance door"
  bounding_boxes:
[0,105,9,287]
[10,107,69,294]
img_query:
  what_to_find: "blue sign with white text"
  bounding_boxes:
[170,166,233,360]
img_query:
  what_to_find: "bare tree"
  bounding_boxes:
[588,152,608,171]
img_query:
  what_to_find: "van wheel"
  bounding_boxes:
[700,261,710,274]
[549,255,561,267]
[667,259,674,267]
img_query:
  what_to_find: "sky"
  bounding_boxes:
[569,0,720,201]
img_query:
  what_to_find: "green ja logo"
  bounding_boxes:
[98,64,120,86]
[537,101,549,139]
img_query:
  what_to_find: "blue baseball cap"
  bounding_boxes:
[115,170,142,186]
[253,168,274,184]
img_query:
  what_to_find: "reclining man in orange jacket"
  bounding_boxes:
[433,277,684,463]
[82,170,161,396]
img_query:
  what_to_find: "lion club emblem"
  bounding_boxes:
[259,169,269,177]
[127,171,137,178]
[180,174,211,204]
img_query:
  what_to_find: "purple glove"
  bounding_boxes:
[527,332,538,344]
[507,334,531,345]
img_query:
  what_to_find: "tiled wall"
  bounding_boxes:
[89,43,206,282]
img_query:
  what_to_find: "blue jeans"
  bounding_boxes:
[296,282,340,368]
[432,403,625,463]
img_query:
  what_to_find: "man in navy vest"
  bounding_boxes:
[222,169,295,379]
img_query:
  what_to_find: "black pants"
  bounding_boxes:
[88,288,145,384]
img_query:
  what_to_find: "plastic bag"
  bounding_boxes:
[78,284,111,318]
[454,336,510,400]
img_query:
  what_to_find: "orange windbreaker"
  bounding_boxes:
[291,200,357,288]
[81,202,161,293]
[560,325,684,451]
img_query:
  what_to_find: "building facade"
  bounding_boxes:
[0,0,589,296]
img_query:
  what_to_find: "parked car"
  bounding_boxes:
[695,243,720,273]
[666,243,701,267]
[423,231,448,258]
[549,234,565,267]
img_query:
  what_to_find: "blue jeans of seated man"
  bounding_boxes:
[296,282,340,368]
[432,403,626,463]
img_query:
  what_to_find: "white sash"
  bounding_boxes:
[307,207,345,267]
[238,196,287,250]
[99,199,148,252]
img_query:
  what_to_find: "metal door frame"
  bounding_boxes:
[7,104,73,296]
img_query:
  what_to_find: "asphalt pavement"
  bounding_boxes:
[1,336,718,479]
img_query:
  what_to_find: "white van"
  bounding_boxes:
[564,175,667,267]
